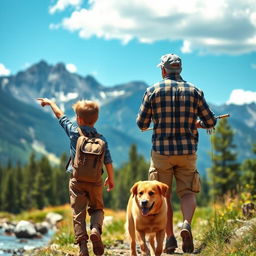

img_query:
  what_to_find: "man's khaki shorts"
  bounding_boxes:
[149,150,198,198]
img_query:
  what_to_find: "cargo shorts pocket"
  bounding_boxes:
[148,168,159,181]
[191,170,201,193]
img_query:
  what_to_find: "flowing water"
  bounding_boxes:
[0,229,54,256]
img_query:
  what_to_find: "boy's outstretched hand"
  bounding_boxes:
[37,98,64,119]
[37,98,52,107]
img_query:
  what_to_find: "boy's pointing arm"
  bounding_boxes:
[37,98,64,119]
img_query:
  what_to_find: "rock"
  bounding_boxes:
[14,220,38,239]
[2,222,16,234]
[242,202,255,218]
[45,212,63,227]
[35,221,50,235]
[230,217,256,244]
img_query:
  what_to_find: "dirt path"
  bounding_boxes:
[40,224,202,256]
[47,237,201,256]
[104,242,183,255]
[103,230,202,256]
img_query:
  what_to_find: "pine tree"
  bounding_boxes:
[31,165,46,209]
[208,119,240,200]
[1,167,19,213]
[21,152,37,210]
[39,156,53,206]
[110,144,149,209]
[56,153,70,205]
[240,144,256,195]
[0,164,3,211]
[15,162,23,212]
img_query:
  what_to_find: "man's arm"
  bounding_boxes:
[136,90,152,130]
[37,98,64,119]
[197,92,217,129]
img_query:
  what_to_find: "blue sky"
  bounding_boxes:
[1,0,256,105]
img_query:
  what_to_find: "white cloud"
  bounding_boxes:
[54,91,78,102]
[227,89,256,105]
[49,0,82,14]
[66,63,77,73]
[181,40,192,53]
[0,63,11,76]
[49,0,256,55]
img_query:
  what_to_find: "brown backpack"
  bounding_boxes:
[72,128,105,182]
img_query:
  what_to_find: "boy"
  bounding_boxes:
[37,98,114,256]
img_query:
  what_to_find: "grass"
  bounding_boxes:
[0,205,71,223]
[195,194,256,256]
[35,208,127,255]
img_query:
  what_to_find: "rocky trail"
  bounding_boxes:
[48,225,202,256]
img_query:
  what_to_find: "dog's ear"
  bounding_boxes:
[156,182,169,197]
[130,182,140,197]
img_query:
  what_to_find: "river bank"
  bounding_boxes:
[0,212,62,256]
[0,228,54,256]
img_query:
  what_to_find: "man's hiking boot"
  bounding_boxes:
[180,220,194,253]
[164,236,178,254]
[79,240,89,256]
[90,227,104,255]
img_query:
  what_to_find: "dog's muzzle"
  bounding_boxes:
[140,200,155,216]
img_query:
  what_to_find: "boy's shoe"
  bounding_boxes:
[90,228,104,255]
[164,236,178,254]
[180,220,194,253]
[79,240,89,256]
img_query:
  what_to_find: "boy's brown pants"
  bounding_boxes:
[69,177,104,244]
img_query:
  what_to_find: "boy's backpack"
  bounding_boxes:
[72,128,105,182]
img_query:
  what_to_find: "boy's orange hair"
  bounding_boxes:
[72,100,99,125]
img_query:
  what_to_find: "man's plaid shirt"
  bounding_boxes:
[136,73,216,155]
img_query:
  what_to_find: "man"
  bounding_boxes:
[136,53,216,253]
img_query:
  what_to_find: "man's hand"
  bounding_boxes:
[196,120,202,129]
[196,120,207,129]
[37,98,52,107]
[196,120,215,134]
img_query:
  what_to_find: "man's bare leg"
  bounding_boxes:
[180,193,196,253]
[180,193,196,223]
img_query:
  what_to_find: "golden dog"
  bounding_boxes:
[126,180,168,256]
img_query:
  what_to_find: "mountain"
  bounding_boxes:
[1,61,256,173]
[0,85,69,165]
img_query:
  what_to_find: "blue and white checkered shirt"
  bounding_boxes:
[136,73,216,155]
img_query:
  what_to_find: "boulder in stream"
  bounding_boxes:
[14,220,38,239]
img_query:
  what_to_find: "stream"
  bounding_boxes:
[0,229,54,256]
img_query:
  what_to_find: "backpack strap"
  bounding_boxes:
[65,157,71,170]
[77,127,85,137]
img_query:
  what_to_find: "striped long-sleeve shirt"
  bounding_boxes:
[136,74,216,155]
